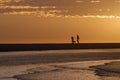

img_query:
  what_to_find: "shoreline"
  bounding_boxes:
[1,43,120,52]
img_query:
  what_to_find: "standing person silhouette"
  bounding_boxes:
[77,35,80,44]
[71,36,75,44]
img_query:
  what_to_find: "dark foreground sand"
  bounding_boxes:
[0,50,120,66]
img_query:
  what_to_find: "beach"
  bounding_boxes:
[1,0,120,80]
[0,49,120,80]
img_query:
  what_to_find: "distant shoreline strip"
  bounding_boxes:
[0,43,120,52]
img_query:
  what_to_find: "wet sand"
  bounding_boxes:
[0,49,120,80]
[91,61,120,76]
[0,49,120,66]
[12,60,120,80]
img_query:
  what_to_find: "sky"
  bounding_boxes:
[1,0,120,43]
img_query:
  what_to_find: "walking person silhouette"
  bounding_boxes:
[77,35,80,44]
[71,36,75,44]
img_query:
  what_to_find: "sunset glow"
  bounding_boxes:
[1,0,120,43]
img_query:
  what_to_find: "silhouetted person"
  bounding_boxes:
[71,36,75,44]
[77,35,80,44]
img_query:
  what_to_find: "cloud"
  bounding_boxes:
[0,0,120,18]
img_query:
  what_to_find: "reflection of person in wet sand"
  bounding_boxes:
[77,35,80,44]
[71,36,76,44]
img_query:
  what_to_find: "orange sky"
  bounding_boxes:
[1,0,120,43]
[1,15,120,43]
